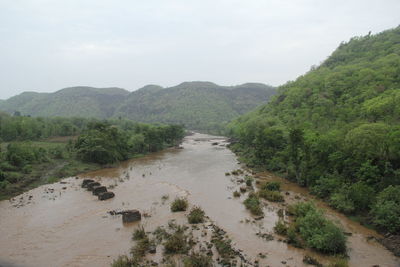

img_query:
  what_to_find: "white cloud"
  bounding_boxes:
[0,0,399,98]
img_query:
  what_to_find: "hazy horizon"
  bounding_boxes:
[1,0,399,99]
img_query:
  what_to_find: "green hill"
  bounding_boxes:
[0,87,130,118]
[0,83,275,133]
[229,26,400,233]
[115,82,275,133]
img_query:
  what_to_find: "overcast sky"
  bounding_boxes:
[0,0,399,99]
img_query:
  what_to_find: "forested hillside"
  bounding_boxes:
[115,82,275,133]
[229,26,400,233]
[0,87,130,118]
[0,82,275,133]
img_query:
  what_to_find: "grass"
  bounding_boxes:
[258,189,284,202]
[170,197,188,212]
[187,206,205,224]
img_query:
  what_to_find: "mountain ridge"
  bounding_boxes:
[0,82,276,133]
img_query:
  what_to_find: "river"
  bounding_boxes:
[0,133,399,267]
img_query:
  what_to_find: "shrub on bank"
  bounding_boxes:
[243,193,263,215]
[258,189,284,202]
[274,219,288,235]
[184,252,213,267]
[171,197,188,212]
[262,181,281,191]
[290,202,347,254]
[187,206,205,224]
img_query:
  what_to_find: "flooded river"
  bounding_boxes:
[0,133,399,267]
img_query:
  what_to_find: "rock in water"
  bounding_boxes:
[98,192,115,200]
[92,186,107,196]
[87,182,101,191]
[81,179,94,188]
[122,210,141,223]
[148,244,156,254]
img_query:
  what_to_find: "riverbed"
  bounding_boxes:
[0,133,399,267]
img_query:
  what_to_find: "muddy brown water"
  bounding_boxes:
[0,133,399,267]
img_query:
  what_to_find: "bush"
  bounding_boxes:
[170,197,188,212]
[245,176,253,186]
[130,237,150,258]
[262,181,281,191]
[184,253,213,267]
[287,225,302,248]
[371,185,400,233]
[4,172,22,183]
[132,226,147,240]
[258,189,284,202]
[187,206,205,224]
[111,255,132,267]
[293,202,347,254]
[274,219,288,235]
[328,257,349,267]
[330,182,375,213]
[287,202,314,217]
[211,238,236,264]
[243,193,263,215]
[311,175,342,198]
[0,180,10,190]
[329,191,355,214]
[348,182,374,211]
[233,191,241,197]
[164,231,189,254]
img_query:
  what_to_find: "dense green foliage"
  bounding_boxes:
[0,112,90,141]
[75,121,184,164]
[229,26,400,233]
[0,114,184,199]
[289,202,347,254]
[371,185,400,233]
[0,82,275,134]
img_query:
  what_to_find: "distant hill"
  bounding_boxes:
[115,82,276,132]
[0,87,129,118]
[0,82,276,133]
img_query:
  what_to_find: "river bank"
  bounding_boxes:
[0,133,398,266]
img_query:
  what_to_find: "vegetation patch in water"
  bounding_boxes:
[187,206,205,224]
[243,192,263,216]
[170,197,188,212]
